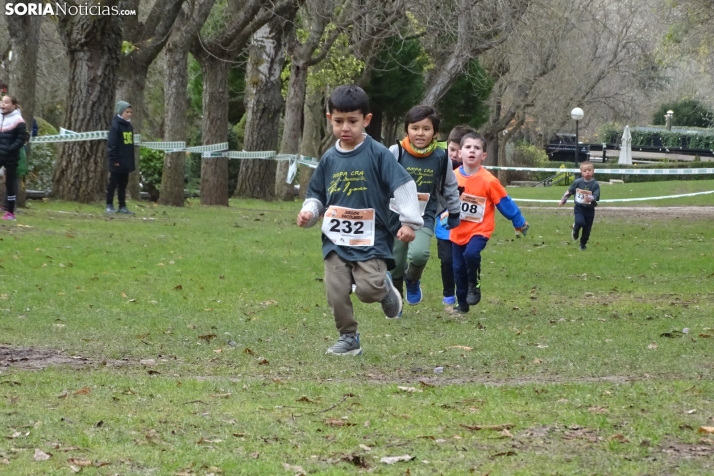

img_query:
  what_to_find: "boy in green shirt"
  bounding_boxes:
[297,85,423,356]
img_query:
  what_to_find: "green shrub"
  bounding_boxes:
[139,147,164,201]
[25,118,58,192]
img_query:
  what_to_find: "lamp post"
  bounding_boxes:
[571,108,584,176]
[665,110,673,131]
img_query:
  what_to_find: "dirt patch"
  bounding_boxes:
[523,206,714,219]
[0,345,95,369]
[660,438,714,459]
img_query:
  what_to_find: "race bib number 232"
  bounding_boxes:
[321,206,375,246]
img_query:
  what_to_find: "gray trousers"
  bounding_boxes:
[324,251,390,335]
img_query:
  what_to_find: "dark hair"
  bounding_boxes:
[448,124,476,145]
[328,85,370,115]
[2,95,19,107]
[403,105,440,133]
[460,132,487,149]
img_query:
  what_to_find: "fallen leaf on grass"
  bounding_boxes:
[296,396,316,403]
[121,293,128,298]
[140,359,156,366]
[588,406,609,414]
[213,349,222,354]
[67,458,92,466]
[33,448,51,461]
[698,427,714,434]
[647,342,658,350]
[461,424,514,431]
[380,455,414,464]
[418,380,434,388]
[699,334,711,338]
[257,359,269,365]
[499,429,513,438]
[448,345,473,351]
[211,393,232,398]
[57,391,68,399]
[359,444,372,451]
[325,419,354,427]
[282,463,305,474]
[491,451,516,458]
[74,387,91,396]
[198,334,217,342]
[398,386,422,393]
[243,348,255,355]
[250,452,260,459]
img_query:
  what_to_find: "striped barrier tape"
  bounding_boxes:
[185,142,228,153]
[139,141,186,151]
[30,130,108,143]
[512,190,714,203]
[485,166,714,174]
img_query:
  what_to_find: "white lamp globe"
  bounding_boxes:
[571,107,584,121]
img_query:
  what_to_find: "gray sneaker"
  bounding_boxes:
[325,333,362,356]
[381,272,403,319]
[105,205,115,214]
[117,206,135,215]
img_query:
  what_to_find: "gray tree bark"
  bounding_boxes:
[52,11,122,203]
[158,0,216,206]
[4,0,41,208]
[117,0,185,200]
[235,15,296,200]
[189,0,301,205]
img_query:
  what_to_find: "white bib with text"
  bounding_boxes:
[321,206,375,247]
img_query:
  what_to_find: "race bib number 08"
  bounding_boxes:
[575,188,593,204]
[321,206,375,246]
[459,193,486,223]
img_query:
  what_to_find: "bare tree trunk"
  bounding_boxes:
[234,20,289,200]
[198,57,230,206]
[117,0,185,200]
[276,58,306,200]
[159,44,189,206]
[52,15,122,203]
[157,0,217,206]
[298,88,324,199]
[5,1,41,208]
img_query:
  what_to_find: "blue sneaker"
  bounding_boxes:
[442,296,456,306]
[405,279,422,305]
[381,272,403,319]
[325,333,362,356]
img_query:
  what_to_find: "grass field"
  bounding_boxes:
[1,179,713,475]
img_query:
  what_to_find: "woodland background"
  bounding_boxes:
[1,0,713,205]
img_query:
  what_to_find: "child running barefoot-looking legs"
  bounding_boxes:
[387,106,461,310]
[434,125,475,306]
[450,133,530,313]
[297,85,423,355]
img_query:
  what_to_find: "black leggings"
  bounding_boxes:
[574,206,595,246]
[107,171,129,207]
[2,162,17,214]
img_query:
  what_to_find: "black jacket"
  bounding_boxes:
[0,109,27,166]
[107,114,135,173]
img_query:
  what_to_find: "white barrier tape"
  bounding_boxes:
[485,166,714,174]
[202,151,227,158]
[185,142,229,153]
[512,190,714,203]
[140,141,186,150]
[227,150,276,159]
[30,130,108,143]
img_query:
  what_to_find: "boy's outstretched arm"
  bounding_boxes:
[558,190,571,207]
[392,180,424,243]
[495,195,528,236]
[297,198,325,228]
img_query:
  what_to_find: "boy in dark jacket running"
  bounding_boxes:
[106,101,135,214]
[559,161,600,251]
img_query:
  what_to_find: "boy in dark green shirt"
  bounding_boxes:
[297,85,423,356]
